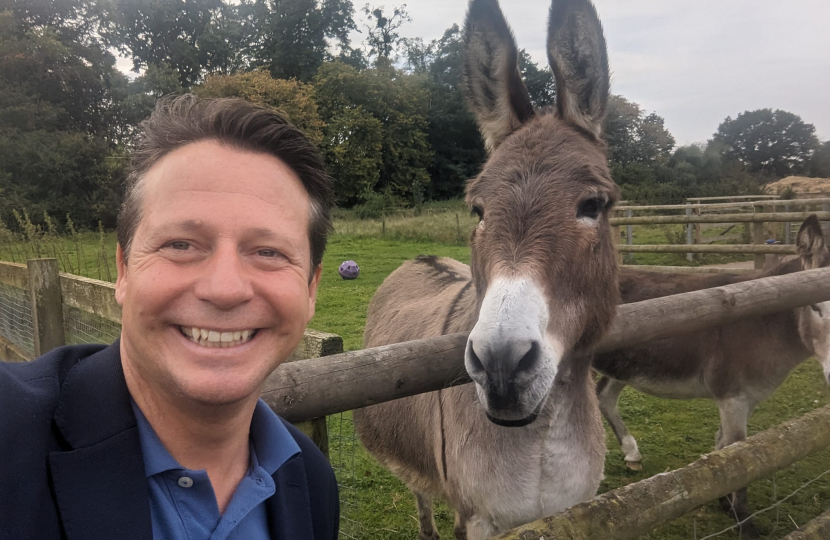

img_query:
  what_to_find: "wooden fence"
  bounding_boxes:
[2,258,830,539]
[612,197,830,269]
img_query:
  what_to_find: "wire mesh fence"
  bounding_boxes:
[0,282,34,357]
[63,306,122,345]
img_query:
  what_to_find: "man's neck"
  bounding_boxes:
[122,358,257,513]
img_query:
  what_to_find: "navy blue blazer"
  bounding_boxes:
[0,342,339,540]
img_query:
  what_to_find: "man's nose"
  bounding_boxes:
[194,246,254,309]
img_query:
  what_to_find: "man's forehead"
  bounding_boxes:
[141,140,303,200]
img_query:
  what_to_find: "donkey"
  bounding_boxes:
[594,215,830,532]
[353,0,620,538]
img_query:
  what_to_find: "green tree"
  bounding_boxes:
[809,141,830,178]
[248,0,356,81]
[99,0,223,87]
[518,50,555,108]
[713,108,819,177]
[361,4,410,63]
[314,61,431,205]
[605,95,675,166]
[417,24,485,200]
[0,8,127,228]
[196,70,325,144]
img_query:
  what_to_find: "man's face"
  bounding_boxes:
[115,140,321,406]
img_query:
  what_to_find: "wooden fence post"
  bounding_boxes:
[784,203,791,244]
[753,205,766,270]
[284,329,344,459]
[27,258,65,357]
[612,209,623,265]
[685,203,693,262]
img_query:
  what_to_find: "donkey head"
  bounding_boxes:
[462,0,619,426]
[796,215,830,385]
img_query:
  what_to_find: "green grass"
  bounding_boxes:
[0,213,827,539]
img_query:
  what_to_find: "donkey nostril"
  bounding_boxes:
[515,341,540,376]
[467,344,485,375]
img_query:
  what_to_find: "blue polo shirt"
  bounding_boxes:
[131,399,301,540]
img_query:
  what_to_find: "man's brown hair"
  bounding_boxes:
[117,94,334,271]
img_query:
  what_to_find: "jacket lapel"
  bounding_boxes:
[267,455,316,540]
[49,342,153,540]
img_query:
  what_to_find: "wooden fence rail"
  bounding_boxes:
[493,405,830,540]
[262,266,830,422]
[609,211,830,226]
[617,244,796,255]
[616,197,830,212]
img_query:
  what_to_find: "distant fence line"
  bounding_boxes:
[612,195,830,267]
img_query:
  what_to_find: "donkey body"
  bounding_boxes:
[595,216,830,529]
[354,0,620,538]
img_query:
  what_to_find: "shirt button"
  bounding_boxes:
[178,476,194,488]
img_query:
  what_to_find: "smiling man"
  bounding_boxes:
[0,95,338,540]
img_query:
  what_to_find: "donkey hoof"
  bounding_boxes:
[624,460,642,471]
[419,532,440,540]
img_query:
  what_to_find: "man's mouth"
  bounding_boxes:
[179,326,259,348]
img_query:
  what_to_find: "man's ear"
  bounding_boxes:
[115,244,127,307]
[307,264,322,322]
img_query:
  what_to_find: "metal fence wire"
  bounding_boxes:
[0,282,34,357]
[63,306,122,345]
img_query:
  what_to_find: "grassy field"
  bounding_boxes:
[0,208,827,539]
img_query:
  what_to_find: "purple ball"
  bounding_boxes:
[339,260,360,280]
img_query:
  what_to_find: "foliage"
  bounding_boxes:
[361,3,410,62]
[713,108,819,177]
[98,0,223,87]
[810,140,830,178]
[197,70,325,144]
[314,61,432,206]
[606,95,675,166]
[518,49,555,108]
[247,0,356,81]
[0,8,127,229]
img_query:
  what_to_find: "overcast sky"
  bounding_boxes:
[390,0,830,145]
[115,0,830,145]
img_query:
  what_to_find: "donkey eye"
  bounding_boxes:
[471,205,484,222]
[811,305,823,316]
[577,197,605,220]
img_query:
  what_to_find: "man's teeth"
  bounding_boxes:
[181,327,255,348]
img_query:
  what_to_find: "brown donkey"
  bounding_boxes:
[353,0,620,538]
[595,216,830,533]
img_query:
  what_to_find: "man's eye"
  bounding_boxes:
[258,249,279,258]
[169,241,190,250]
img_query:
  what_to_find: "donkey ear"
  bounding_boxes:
[547,0,610,139]
[463,0,535,152]
[796,215,827,270]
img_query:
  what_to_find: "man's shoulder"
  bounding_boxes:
[0,344,111,425]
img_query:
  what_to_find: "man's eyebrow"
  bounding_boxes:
[148,220,210,238]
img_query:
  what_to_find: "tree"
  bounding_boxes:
[314,61,431,205]
[605,95,675,166]
[809,141,830,178]
[361,4,410,63]
[196,70,324,144]
[417,24,485,200]
[712,108,819,177]
[0,8,128,228]
[518,50,555,108]
[248,0,356,81]
[98,0,223,87]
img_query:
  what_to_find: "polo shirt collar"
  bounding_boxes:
[130,398,301,479]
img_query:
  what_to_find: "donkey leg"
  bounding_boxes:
[715,397,760,538]
[453,511,468,540]
[597,376,642,469]
[415,492,441,540]
[465,515,497,540]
